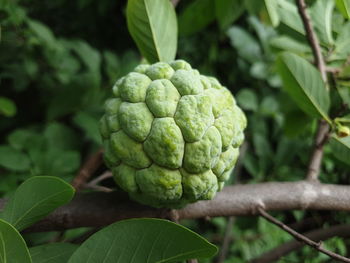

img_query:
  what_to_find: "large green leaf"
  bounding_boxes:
[215,0,244,30]
[127,0,177,63]
[30,243,78,263]
[310,0,334,45]
[277,52,330,122]
[1,176,75,231]
[336,0,350,19]
[0,219,31,263]
[0,145,30,171]
[178,0,215,36]
[330,135,350,165]
[68,218,218,263]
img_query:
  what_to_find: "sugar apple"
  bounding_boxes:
[100,60,246,208]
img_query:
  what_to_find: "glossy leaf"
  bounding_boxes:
[336,0,350,19]
[0,219,31,263]
[310,0,334,45]
[1,176,75,231]
[277,52,330,122]
[178,0,215,36]
[127,0,177,63]
[30,243,78,263]
[0,96,16,117]
[68,218,218,263]
[215,0,244,30]
[330,135,350,165]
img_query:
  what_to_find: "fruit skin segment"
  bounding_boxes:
[100,60,247,208]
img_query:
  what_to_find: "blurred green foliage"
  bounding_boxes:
[1,0,350,261]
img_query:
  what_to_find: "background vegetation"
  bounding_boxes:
[1,0,350,262]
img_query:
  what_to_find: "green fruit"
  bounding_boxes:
[100,60,247,208]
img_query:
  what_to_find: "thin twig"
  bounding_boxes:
[215,217,235,263]
[256,207,350,263]
[85,171,113,188]
[306,120,330,181]
[72,149,104,190]
[295,0,330,181]
[251,224,350,263]
[295,0,327,83]
[85,185,113,193]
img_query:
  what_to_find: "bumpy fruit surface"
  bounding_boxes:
[100,60,247,208]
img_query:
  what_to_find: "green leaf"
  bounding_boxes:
[277,0,304,34]
[244,0,264,15]
[68,218,218,263]
[277,52,330,122]
[44,122,80,151]
[236,89,258,111]
[215,0,244,30]
[0,219,31,263]
[30,243,78,263]
[270,36,311,54]
[178,0,215,36]
[330,135,350,165]
[336,85,350,105]
[332,22,350,60]
[1,176,75,231]
[27,19,56,48]
[73,111,101,145]
[127,0,177,63]
[264,0,279,27]
[0,145,30,171]
[0,96,16,117]
[336,0,350,19]
[310,0,334,45]
[226,26,262,63]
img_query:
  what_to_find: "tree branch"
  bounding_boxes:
[295,0,327,83]
[295,0,330,181]
[306,120,330,181]
[253,209,350,263]
[251,224,350,263]
[71,149,103,190]
[8,181,350,232]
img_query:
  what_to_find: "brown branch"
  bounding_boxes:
[71,149,104,191]
[306,120,330,181]
[251,224,350,263]
[10,181,350,232]
[254,208,350,263]
[295,0,327,83]
[295,0,331,181]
